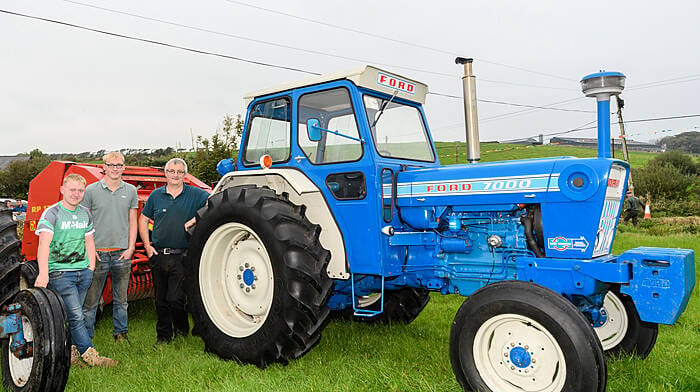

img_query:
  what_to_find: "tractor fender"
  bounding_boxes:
[212,168,349,279]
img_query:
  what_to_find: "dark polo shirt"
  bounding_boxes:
[141,185,209,249]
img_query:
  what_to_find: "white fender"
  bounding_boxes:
[213,168,350,279]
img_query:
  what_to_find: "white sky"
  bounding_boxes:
[1,0,699,155]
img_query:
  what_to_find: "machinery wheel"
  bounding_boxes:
[1,210,22,307]
[594,290,658,358]
[186,185,333,368]
[1,288,71,392]
[19,260,39,290]
[346,288,430,324]
[450,281,606,392]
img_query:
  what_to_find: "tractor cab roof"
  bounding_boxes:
[243,65,428,106]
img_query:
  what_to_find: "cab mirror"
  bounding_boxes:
[307,118,322,142]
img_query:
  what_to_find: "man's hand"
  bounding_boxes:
[119,247,135,261]
[184,217,197,231]
[146,245,159,258]
[35,273,49,288]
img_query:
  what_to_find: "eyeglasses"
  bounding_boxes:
[104,163,124,169]
[166,169,186,175]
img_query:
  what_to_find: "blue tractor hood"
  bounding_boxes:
[395,156,630,259]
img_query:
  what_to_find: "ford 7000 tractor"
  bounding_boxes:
[185,60,695,392]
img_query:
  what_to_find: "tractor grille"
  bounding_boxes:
[592,164,627,257]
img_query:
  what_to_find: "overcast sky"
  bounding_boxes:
[2,0,699,155]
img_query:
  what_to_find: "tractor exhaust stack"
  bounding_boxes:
[456,57,480,163]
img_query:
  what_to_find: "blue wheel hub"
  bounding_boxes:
[509,346,531,368]
[243,269,255,286]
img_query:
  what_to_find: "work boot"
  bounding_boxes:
[81,347,118,368]
[71,345,86,368]
[114,332,129,343]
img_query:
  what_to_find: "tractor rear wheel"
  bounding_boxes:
[1,288,71,392]
[450,281,606,392]
[186,185,333,368]
[594,290,658,358]
[0,210,22,306]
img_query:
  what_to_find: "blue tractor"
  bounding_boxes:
[186,61,695,392]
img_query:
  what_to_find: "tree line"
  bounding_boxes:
[0,115,243,199]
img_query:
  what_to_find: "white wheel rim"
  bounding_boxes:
[473,313,566,392]
[8,315,34,387]
[594,292,629,350]
[199,222,274,337]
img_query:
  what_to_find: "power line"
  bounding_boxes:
[0,8,320,75]
[220,0,575,82]
[2,8,589,118]
[62,0,579,90]
[429,92,593,113]
[60,0,458,79]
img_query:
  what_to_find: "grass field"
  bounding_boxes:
[64,226,699,392]
[30,144,700,391]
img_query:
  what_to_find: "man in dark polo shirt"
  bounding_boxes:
[138,158,209,343]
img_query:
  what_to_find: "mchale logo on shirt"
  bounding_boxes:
[377,72,415,95]
[60,221,89,230]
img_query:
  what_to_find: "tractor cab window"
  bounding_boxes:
[243,98,291,165]
[298,88,362,164]
[363,95,434,162]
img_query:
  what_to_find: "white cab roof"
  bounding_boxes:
[243,66,428,105]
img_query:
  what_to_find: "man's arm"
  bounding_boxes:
[138,213,158,258]
[35,231,53,287]
[120,208,138,260]
[85,234,96,270]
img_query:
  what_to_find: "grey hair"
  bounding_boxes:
[165,157,188,174]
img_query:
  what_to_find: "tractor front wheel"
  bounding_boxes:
[1,288,71,392]
[450,281,606,392]
[186,186,333,367]
[594,290,658,358]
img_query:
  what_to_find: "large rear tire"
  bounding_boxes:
[1,288,71,392]
[450,281,606,392]
[0,210,22,306]
[186,186,333,367]
[594,290,658,358]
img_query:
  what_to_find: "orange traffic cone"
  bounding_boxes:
[644,201,651,219]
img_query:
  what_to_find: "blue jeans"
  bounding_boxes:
[48,268,94,354]
[83,249,131,338]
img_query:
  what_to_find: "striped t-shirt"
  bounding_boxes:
[35,202,95,272]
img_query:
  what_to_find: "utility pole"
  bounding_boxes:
[615,96,634,194]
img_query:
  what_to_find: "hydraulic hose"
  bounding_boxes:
[521,214,545,258]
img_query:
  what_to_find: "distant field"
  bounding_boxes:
[434,141,658,168]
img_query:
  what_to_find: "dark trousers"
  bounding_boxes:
[150,253,189,341]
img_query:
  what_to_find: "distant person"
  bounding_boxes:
[623,190,643,226]
[2,200,12,211]
[12,200,26,221]
[34,173,117,368]
[138,158,208,343]
[82,151,138,343]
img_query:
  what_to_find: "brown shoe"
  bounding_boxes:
[81,347,118,368]
[71,345,86,368]
[114,332,129,343]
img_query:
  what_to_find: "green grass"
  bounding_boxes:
[66,229,699,392]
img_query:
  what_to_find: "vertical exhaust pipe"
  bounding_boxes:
[581,72,626,158]
[456,57,480,163]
